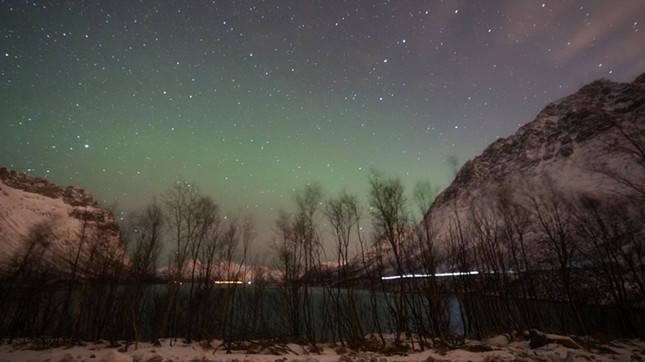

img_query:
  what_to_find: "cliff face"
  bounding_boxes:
[426,73,645,247]
[0,168,121,272]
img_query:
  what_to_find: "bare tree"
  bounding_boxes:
[411,181,446,341]
[9,221,54,280]
[273,210,303,339]
[161,180,201,341]
[529,186,585,334]
[126,201,163,348]
[294,184,324,347]
[4,221,55,337]
[572,195,643,335]
[324,190,363,345]
[445,207,477,340]
[368,170,410,342]
[494,188,538,328]
[185,196,219,341]
[220,214,255,350]
[56,214,91,338]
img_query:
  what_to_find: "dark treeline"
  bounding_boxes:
[1,123,644,349]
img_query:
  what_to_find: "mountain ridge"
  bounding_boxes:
[427,73,645,235]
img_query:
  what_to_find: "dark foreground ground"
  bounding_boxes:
[1,331,644,362]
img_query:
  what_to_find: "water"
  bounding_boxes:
[128,284,465,341]
[1,282,642,341]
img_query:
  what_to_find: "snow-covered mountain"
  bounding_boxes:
[157,259,282,283]
[346,73,645,277]
[425,72,645,247]
[0,168,122,274]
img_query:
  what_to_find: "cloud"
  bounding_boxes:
[550,1,644,65]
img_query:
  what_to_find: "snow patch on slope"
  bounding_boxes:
[0,169,121,272]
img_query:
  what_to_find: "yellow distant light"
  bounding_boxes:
[214,280,244,284]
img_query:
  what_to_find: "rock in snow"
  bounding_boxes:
[100,350,133,362]
[484,334,510,347]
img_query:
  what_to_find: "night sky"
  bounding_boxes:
[2,1,644,245]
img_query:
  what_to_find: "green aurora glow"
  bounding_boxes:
[2,1,644,250]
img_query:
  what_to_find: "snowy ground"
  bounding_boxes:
[1,333,643,362]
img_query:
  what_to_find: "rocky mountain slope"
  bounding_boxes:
[0,168,122,274]
[426,72,645,249]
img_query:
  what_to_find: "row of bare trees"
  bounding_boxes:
[268,162,644,349]
[0,180,258,347]
[437,117,645,339]
[0,213,130,344]
[2,120,645,346]
[268,172,456,350]
[439,185,645,339]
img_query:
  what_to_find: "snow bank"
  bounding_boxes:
[0,333,643,362]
